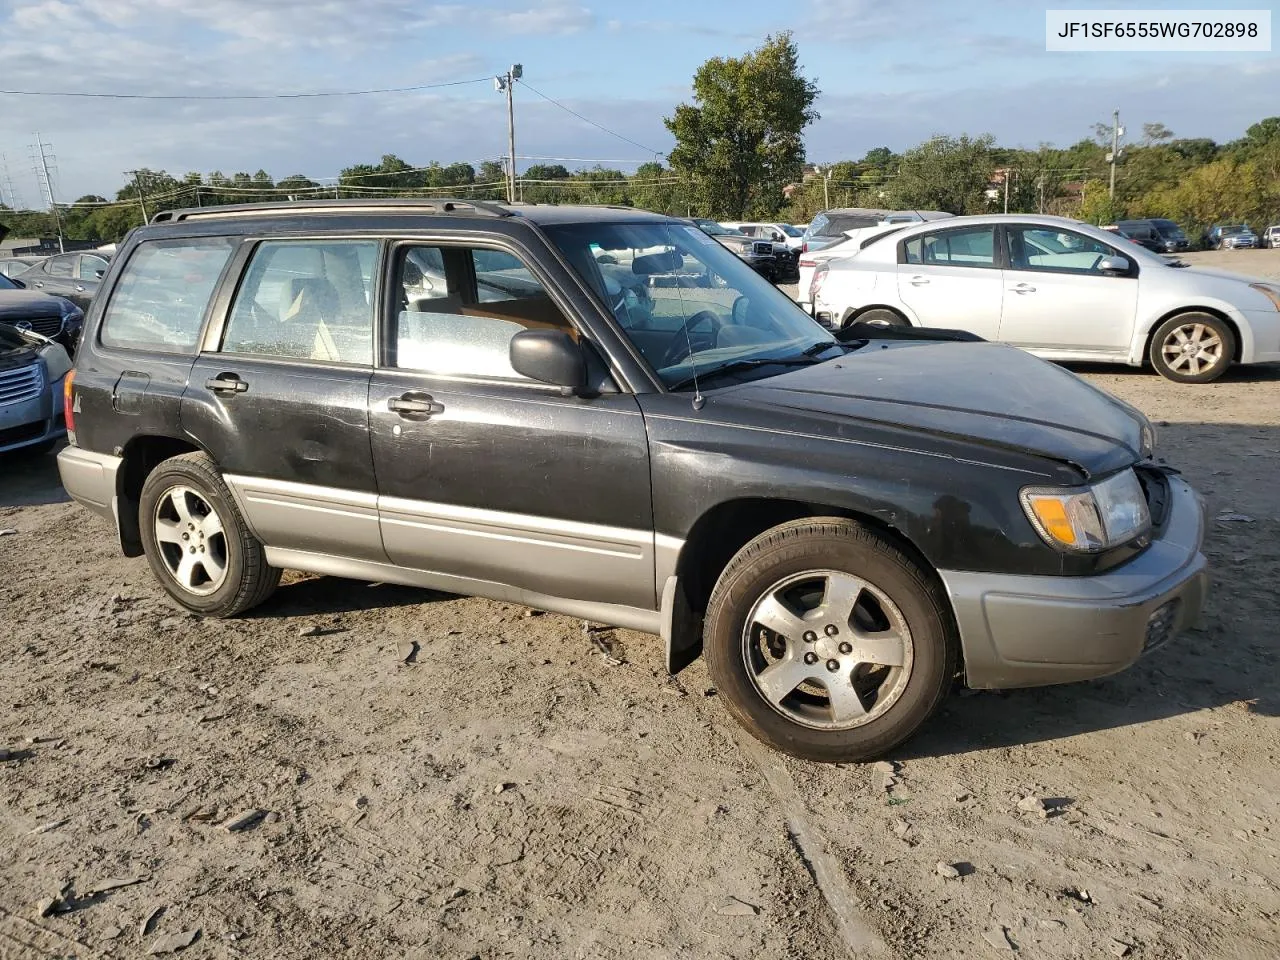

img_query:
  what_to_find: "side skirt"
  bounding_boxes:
[264,546,663,636]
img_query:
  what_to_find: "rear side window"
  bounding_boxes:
[221,240,379,365]
[100,238,237,353]
[47,256,73,278]
[903,227,996,268]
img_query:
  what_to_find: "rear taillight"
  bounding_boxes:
[801,241,808,253]
[63,369,76,434]
[810,264,829,301]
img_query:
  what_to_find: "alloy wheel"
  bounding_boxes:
[742,569,914,730]
[1161,322,1224,377]
[152,485,229,596]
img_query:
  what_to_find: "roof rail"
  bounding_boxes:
[150,197,515,224]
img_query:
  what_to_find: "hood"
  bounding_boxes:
[714,235,752,251]
[0,289,64,320]
[728,340,1147,478]
[1175,264,1276,288]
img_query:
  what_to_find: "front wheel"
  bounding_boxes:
[1149,313,1234,383]
[704,518,956,763]
[138,452,281,617]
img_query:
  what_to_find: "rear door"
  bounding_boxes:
[897,224,1004,338]
[998,225,1137,356]
[368,237,655,610]
[182,237,386,562]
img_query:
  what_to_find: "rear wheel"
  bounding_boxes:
[1149,313,1234,383]
[850,308,908,329]
[138,452,280,617]
[704,518,956,763]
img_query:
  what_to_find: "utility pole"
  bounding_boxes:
[126,170,150,223]
[817,167,830,209]
[1108,108,1124,201]
[1003,169,1010,214]
[495,64,522,204]
[33,133,64,253]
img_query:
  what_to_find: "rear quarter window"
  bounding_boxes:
[99,238,237,353]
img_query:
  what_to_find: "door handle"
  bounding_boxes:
[205,374,249,394]
[1009,283,1037,294]
[388,394,445,418]
[32,281,44,288]
[908,276,930,286]
[75,285,86,292]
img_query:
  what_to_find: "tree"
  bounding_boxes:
[666,32,819,219]
[1141,122,1174,146]
[890,134,997,214]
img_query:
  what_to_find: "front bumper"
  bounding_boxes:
[940,476,1208,689]
[0,377,66,454]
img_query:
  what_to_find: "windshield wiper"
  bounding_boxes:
[667,355,821,392]
[801,340,842,357]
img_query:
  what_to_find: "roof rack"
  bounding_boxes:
[150,197,515,224]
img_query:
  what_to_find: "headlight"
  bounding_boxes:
[1020,469,1151,553]
[1250,283,1280,311]
[1141,421,1156,458]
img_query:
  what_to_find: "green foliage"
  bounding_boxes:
[889,135,997,214]
[666,32,819,219]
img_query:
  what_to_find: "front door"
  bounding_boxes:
[897,224,1004,339]
[368,240,655,610]
[182,237,386,561]
[998,225,1138,356]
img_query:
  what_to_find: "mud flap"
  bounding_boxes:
[661,576,703,674]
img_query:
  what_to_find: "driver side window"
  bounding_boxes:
[1008,227,1121,275]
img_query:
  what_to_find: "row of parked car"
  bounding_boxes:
[0,247,113,455]
[799,207,1280,383]
[1104,219,1280,252]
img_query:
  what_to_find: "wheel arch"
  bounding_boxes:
[116,434,204,556]
[666,496,953,674]
[840,304,914,327]
[1141,305,1244,365]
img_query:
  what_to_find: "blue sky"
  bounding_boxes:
[0,0,1276,204]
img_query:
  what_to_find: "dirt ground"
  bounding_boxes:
[2,249,1279,960]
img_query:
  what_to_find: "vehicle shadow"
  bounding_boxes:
[899,418,1280,759]
[250,575,456,618]
[0,442,71,508]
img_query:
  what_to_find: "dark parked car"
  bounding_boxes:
[17,249,112,311]
[0,271,84,353]
[57,199,1207,762]
[1,256,43,278]
[0,321,71,456]
[1114,220,1165,253]
[688,218,779,281]
[1145,218,1189,253]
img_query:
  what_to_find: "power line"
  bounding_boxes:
[519,81,662,157]
[0,77,493,101]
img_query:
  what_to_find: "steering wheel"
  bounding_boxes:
[661,309,724,367]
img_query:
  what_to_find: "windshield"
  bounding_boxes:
[780,224,802,237]
[1222,225,1248,235]
[693,219,741,237]
[545,222,838,390]
[1150,219,1184,237]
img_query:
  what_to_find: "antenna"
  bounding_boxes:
[667,227,705,410]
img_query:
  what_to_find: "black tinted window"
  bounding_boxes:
[821,215,879,235]
[100,238,237,353]
[903,227,996,267]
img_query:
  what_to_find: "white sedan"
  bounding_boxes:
[809,214,1280,383]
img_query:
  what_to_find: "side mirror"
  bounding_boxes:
[95,269,105,279]
[1098,255,1131,275]
[510,329,586,394]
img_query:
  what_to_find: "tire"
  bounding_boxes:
[850,308,908,329]
[138,451,280,617]
[704,518,956,763]
[1149,312,1235,384]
